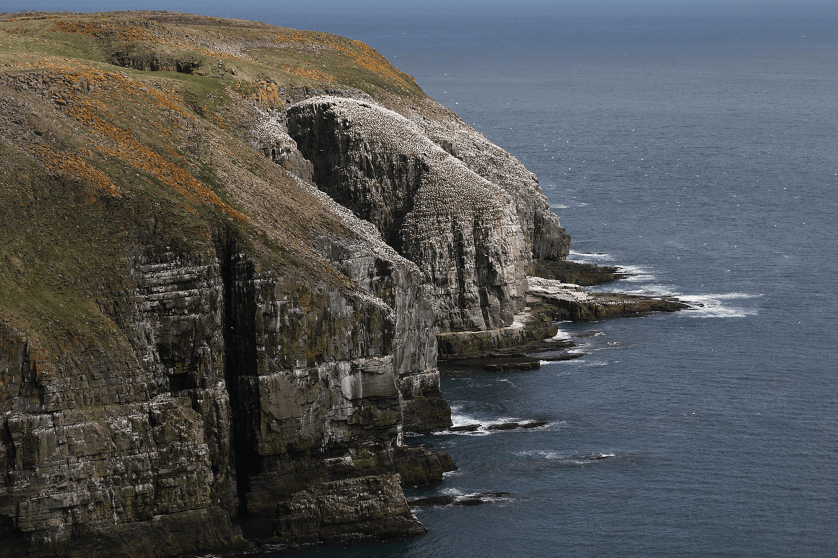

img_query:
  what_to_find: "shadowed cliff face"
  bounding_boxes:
[287,97,531,333]
[0,204,447,556]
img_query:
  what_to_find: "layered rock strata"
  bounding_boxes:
[0,210,450,555]
[287,97,532,333]
[0,12,579,557]
[527,277,689,320]
[273,474,426,544]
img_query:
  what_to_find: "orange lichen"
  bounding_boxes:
[279,65,335,83]
[54,19,157,43]
[31,144,120,197]
[14,57,246,220]
[277,31,416,90]
[234,79,285,108]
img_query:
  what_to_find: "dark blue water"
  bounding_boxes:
[14,1,838,555]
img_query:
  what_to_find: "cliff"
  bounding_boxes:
[0,11,570,556]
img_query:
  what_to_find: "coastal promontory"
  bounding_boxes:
[0,11,678,557]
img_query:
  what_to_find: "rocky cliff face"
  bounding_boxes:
[396,98,571,261]
[0,11,567,557]
[0,189,450,556]
[287,97,531,333]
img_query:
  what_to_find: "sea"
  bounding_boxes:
[11,1,838,556]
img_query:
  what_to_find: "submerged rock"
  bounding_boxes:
[487,422,520,431]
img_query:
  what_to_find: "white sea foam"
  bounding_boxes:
[516,449,562,459]
[516,450,617,464]
[606,284,676,297]
[568,250,615,262]
[444,410,526,436]
[448,406,479,427]
[615,264,657,282]
[678,293,761,318]
[550,327,572,341]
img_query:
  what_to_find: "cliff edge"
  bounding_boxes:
[0,11,569,556]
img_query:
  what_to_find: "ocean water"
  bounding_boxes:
[11,1,838,556]
[265,4,838,556]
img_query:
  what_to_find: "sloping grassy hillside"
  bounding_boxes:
[0,11,423,348]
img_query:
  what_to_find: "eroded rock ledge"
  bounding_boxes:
[527,276,689,321]
[437,277,688,370]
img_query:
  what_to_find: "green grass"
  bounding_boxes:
[0,10,421,349]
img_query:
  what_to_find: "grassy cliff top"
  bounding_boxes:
[0,11,422,97]
[0,11,425,349]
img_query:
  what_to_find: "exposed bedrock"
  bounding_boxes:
[273,474,426,544]
[315,228,450,434]
[0,213,451,554]
[402,100,571,261]
[248,109,314,182]
[0,233,242,557]
[286,97,530,333]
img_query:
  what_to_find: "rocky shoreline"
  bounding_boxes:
[0,12,687,557]
[438,264,689,372]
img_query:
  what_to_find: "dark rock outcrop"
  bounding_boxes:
[0,201,451,554]
[528,277,689,320]
[532,259,627,286]
[273,474,426,544]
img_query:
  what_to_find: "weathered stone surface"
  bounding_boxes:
[402,98,571,260]
[532,259,628,286]
[0,205,453,555]
[394,445,457,487]
[273,474,426,543]
[249,109,313,182]
[437,305,558,360]
[0,228,242,554]
[307,193,450,433]
[287,97,531,334]
[528,276,689,320]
